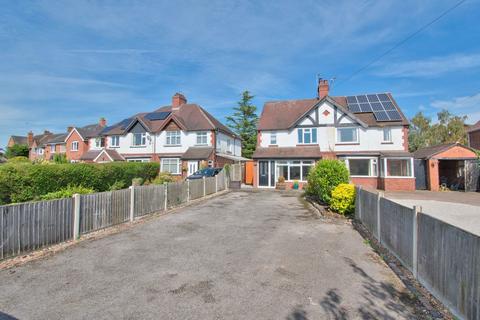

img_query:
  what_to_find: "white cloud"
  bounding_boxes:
[431,93,480,123]
[375,53,480,77]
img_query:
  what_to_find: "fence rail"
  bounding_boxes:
[356,186,480,320]
[0,170,228,261]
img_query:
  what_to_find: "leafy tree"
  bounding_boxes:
[5,144,29,158]
[408,109,468,152]
[226,91,258,158]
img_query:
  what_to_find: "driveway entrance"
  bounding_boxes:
[0,191,419,319]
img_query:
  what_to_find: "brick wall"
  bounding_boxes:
[380,177,415,191]
[65,130,89,161]
[351,177,378,189]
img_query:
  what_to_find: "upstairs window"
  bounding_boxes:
[94,137,105,148]
[297,128,317,144]
[71,141,79,151]
[132,133,146,146]
[227,139,232,153]
[196,132,208,145]
[270,132,277,145]
[383,127,392,143]
[110,136,120,147]
[166,131,181,145]
[337,127,358,143]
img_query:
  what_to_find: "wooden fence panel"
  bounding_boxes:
[0,198,73,260]
[205,177,216,195]
[134,184,165,217]
[167,181,188,208]
[189,179,204,200]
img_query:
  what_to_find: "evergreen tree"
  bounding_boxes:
[5,144,29,158]
[226,91,258,158]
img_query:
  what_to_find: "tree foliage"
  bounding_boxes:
[5,144,29,158]
[408,110,468,152]
[226,91,258,158]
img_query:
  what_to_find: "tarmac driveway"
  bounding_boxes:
[0,191,417,320]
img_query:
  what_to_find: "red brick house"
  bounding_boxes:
[467,121,480,150]
[64,118,107,162]
[252,79,415,191]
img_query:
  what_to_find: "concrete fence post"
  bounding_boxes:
[73,193,80,240]
[412,205,421,278]
[377,191,384,242]
[203,176,206,197]
[357,185,362,221]
[164,183,168,211]
[129,186,135,222]
[187,179,190,202]
[215,174,218,193]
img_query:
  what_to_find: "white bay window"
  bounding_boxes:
[344,157,378,177]
[276,160,313,181]
[161,158,181,174]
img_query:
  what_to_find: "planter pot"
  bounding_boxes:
[276,182,286,190]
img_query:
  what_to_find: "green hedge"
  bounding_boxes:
[0,162,160,204]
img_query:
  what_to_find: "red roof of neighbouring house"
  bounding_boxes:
[467,120,480,133]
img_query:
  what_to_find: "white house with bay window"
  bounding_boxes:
[252,79,415,191]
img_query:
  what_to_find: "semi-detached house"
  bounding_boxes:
[252,79,415,191]
[98,93,242,178]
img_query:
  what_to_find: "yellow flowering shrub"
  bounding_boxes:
[330,183,355,215]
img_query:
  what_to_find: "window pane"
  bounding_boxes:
[297,129,303,143]
[302,165,312,181]
[339,128,357,142]
[271,132,277,144]
[304,130,311,144]
[387,159,411,177]
[277,166,288,180]
[312,128,317,143]
[383,128,391,141]
[349,159,370,176]
[290,166,301,180]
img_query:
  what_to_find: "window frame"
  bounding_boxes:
[110,136,120,148]
[270,132,277,145]
[196,132,208,145]
[275,160,314,182]
[297,128,318,144]
[132,133,147,147]
[336,127,359,144]
[382,127,392,143]
[344,157,378,177]
[383,157,414,178]
[161,158,181,175]
[71,141,79,151]
[166,131,181,146]
[127,158,150,163]
[50,145,55,153]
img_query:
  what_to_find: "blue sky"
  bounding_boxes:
[1,0,479,147]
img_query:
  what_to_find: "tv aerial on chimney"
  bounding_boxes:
[316,74,336,92]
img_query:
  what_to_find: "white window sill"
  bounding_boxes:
[381,141,393,144]
[350,175,377,178]
[130,145,147,148]
[382,176,415,179]
[110,146,120,148]
[164,144,181,147]
[336,142,360,145]
[195,144,208,146]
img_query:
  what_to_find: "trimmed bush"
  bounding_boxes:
[39,185,95,200]
[7,156,30,163]
[330,183,356,215]
[149,172,174,185]
[0,162,160,204]
[306,159,349,204]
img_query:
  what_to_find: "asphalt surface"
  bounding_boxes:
[0,191,417,319]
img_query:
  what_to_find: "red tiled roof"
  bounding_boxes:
[467,120,480,133]
[257,94,408,130]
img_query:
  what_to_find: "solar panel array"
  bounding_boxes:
[346,94,402,122]
[145,111,171,121]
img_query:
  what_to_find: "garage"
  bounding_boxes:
[414,143,479,191]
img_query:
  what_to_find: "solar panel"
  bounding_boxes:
[371,102,383,111]
[348,103,361,112]
[373,111,389,121]
[145,112,171,121]
[356,95,368,103]
[381,101,396,110]
[377,93,390,102]
[386,110,402,121]
[346,96,357,104]
[367,94,379,102]
[359,103,372,112]
[119,118,133,129]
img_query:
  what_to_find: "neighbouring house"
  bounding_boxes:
[7,135,28,148]
[467,120,480,150]
[413,143,479,192]
[100,93,243,178]
[27,131,54,161]
[43,133,68,161]
[252,79,415,191]
[65,118,108,162]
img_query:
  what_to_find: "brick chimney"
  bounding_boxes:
[172,93,187,111]
[27,131,34,146]
[318,79,329,99]
[44,130,52,135]
[67,126,74,133]
[99,117,107,127]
